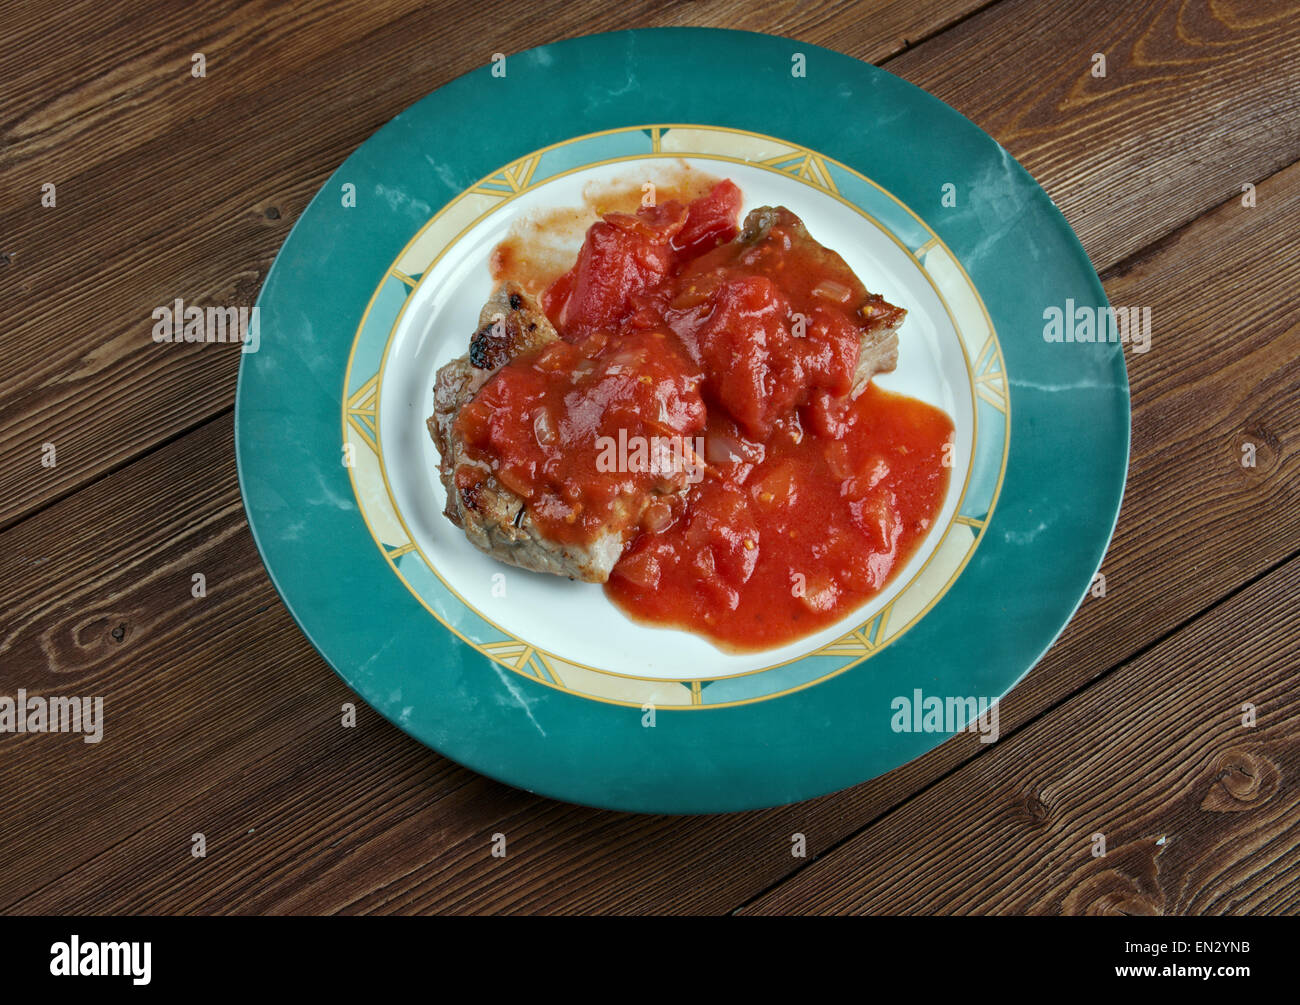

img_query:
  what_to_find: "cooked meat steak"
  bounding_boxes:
[638,205,905,441]
[428,282,652,583]
[427,195,910,587]
[427,282,555,462]
[736,206,903,398]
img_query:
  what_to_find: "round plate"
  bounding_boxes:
[236,27,1129,813]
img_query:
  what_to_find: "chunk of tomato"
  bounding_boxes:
[672,179,742,260]
[546,202,687,340]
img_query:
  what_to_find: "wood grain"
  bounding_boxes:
[2,0,1297,536]
[0,0,992,532]
[741,555,1300,915]
[2,151,1294,913]
[890,0,1300,266]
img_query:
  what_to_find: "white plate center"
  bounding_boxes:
[379,158,973,680]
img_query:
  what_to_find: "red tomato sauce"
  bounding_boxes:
[482,179,954,650]
[453,328,706,546]
[607,384,953,649]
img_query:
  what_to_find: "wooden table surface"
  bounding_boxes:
[2,0,1297,915]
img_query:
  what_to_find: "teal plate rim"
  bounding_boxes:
[235,27,1130,814]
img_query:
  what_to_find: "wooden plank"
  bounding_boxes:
[5,0,1297,535]
[0,0,993,531]
[742,555,1300,914]
[891,0,1300,267]
[1,157,1295,913]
